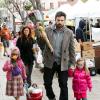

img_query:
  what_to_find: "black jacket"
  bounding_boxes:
[76,20,86,42]
[16,37,36,65]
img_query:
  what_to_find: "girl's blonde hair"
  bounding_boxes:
[76,58,90,74]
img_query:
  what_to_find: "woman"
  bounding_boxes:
[35,22,53,52]
[16,26,36,87]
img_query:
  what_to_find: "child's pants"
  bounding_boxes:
[76,98,87,100]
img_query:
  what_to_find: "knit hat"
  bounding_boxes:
[11,47,20,58]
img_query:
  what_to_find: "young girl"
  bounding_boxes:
[3,47,27,100]
[72,58,92,100]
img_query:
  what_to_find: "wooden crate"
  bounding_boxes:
[94,57,100,70]
[75,41,81,52]
[94,46,100,57]
[82,49,95,59]
[82,42,93,51]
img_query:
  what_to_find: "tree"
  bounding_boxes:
[0,0,5,7]
[3,0,43,28]
[4,0,29,25]
[29,0,42,10]
[81,0,88,3]
[28,0,43,24]
[24,2,32,11]
[3,0,30,34]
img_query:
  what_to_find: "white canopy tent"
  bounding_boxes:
[48,4,73,19]
[74,0,100,18]
[48,0,100,20]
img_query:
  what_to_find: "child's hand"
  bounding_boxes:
[50,47,54,54]
[35,47,39,52]
[32,47,39,53]
[70,65,75,69]
[23,79,27,83]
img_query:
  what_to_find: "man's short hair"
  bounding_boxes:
[55,11,66,20]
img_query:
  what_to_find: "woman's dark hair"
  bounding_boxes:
[21,26,32,39]
[55,11,66,20]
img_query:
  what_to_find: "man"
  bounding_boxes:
[76,19,86,43]
[95,19,100,28]
[43,11,75,100]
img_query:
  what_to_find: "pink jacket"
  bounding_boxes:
[3,59,27,80]
[72,67,92,94]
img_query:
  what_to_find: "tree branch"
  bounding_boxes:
[35,0,41,10]
[29,0,37,9]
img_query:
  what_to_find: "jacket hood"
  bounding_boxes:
[79,20,86,29]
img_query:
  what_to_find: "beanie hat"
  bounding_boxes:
[11,47,20,57]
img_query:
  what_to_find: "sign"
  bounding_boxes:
[92,27,100,42]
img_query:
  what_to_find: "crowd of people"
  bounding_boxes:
[0,11,93,100]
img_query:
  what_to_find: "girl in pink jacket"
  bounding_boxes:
[3,47,27,100]
[72,58,92,100]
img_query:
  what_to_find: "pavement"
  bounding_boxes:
[0,57,100,100]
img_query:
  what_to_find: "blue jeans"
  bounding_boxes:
[25,63,33,87]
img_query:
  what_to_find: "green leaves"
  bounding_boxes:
[24,3,32,11]
[81,0,88,3]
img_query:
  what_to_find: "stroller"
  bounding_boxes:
[24,82,43,100]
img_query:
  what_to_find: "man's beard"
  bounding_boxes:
[56,24,64,29]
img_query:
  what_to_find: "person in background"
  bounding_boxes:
[35,22,54,72]
[72,58,92,100]
[43,11,75,100]
[27,22,35,39]
[1,23,11,56]
[76,20,86,44]
[13,31,21,46]
[0,26,2,41]
[3,47,26,100]
[95,19,100,28]
[16,26,36,87]
[49,21,53,27]
[35,22,53,52]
